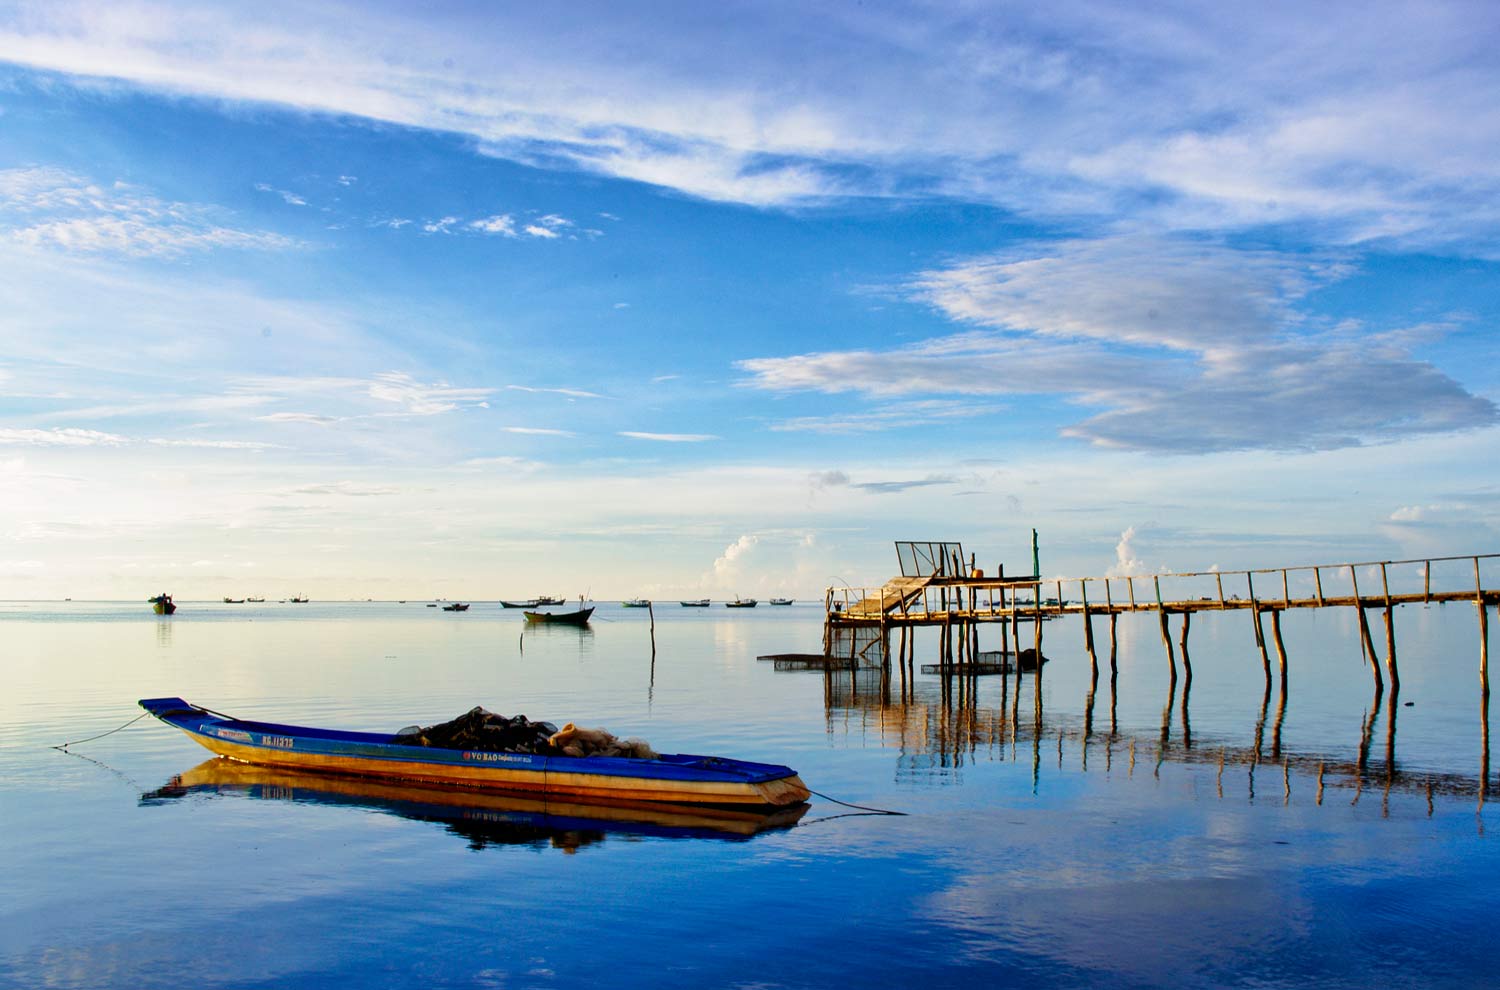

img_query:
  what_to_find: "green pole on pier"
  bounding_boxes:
[1032,528,1039,579]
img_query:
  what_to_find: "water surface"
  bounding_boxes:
[2,600,1496,988]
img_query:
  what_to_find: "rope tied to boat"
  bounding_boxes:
[51,711,152,751]
[805,787,906,816]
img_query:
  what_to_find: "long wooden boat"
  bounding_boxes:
[138,698,810,807]
[143,758,808,843]
[441,602,470,611]
[523,606,594,625]
[621,599,651,608]
[500,599,538,608]
[680,599,711,607]
[724,598,758,608]
[769,598,794,606]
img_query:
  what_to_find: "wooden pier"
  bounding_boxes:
[824,541,1499,698]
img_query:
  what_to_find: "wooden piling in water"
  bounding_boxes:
[1270,609,1288,690]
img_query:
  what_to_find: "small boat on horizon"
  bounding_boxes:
[222,597,245,604]
[289,596,308,603]
[524,606,594,626]
[442,602,470,612]
[769,598,794,606]
[724,598,758,608]
[680,599,711,607]
[149,593,176,615]
[138,698,809,808]
[246,597,265,603]
[500,600,539,609]
[533,595,566,606]
[622,599,651,608]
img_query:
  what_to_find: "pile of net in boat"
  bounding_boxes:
[391,706,657,759]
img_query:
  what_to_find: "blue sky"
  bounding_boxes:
[2,0,1499,600]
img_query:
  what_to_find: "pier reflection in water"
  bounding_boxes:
[808,640,1494,812]
[142,759,806,852]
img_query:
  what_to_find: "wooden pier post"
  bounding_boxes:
[1270,609,1288,690]
[1380,563,1400,693]
[1477,557,1490,699]
[1155,577,1177,684]
[1081,580,1098,680]
[1247,572,1270,688]
[1349,566,1384,692]
[1179,611,1193,685]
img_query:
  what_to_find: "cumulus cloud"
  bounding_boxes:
[712,534,758,582]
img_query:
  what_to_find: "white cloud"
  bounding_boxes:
[2,3,1497,239]
[422,216,459,234]
[470,214,517,236]
[712,534,758,582]
[522,224,559,239]
[253,182,306,206]
[366,372,494,415]
[1109,525,1147,577]
[619,431,718,442]
[503,426,576,436]
[1,166,298,257]
[0,427,129,446]
[506,384,607,400]
[741,236,1497,452]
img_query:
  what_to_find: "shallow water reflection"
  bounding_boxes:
[143,759,807,850]
[4,602,1498,989]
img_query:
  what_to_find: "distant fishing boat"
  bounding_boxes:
[246,597,265,603]
[680,599,711,607]
[769,598,794,606]
[149,593,176,615]
[442,602,470,612]
[222,597,245,604]
[524,606,594,626]
[289,596,308,603]
[500,600,539,609]
[533,596,566,606]
[622,599,651,608]
[724,598,758,608]
[138,698,810,807]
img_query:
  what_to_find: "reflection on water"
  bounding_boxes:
[142,759,806,851]
[815,655,1495,810]
[4,602,1499,989]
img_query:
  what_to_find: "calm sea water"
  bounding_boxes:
[2,599,1496,989]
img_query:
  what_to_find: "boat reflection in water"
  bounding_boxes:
[141,759,807,852]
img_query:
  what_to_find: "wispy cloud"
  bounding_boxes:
[503,426,576,436]
[253,182,307,206]
[0,426,276,449]
[366,372,493,415]
[771,399,1004,434]
[3,4,1497,241]
[619,431,718,442]
[506,384,607,400]
[0,166,298,257]
[742,236,1497,453]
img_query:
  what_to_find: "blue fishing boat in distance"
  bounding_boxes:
[138,698,810,807]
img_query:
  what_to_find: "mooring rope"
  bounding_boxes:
[51,711,152,751]
[805,786,906,816]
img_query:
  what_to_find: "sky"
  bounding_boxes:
[1,0,1499,601]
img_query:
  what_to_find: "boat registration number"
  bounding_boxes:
[260,735,295,749]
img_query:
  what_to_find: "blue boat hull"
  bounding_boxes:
[138,698,810,807]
